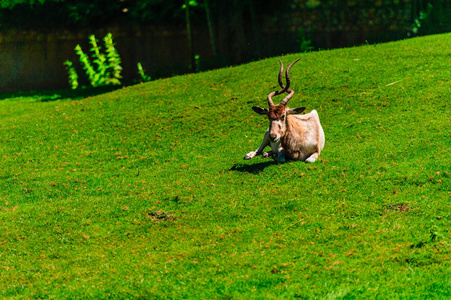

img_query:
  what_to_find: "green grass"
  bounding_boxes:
[0,33,450,299]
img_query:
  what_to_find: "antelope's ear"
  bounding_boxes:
[287,107,306,115]
[252,106,268,115]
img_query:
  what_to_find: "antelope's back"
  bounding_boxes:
[291,110,325,151]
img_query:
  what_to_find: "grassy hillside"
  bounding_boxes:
[0,33,450,298]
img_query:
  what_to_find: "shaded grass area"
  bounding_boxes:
[0,85,120,102]
[0,34,450,298]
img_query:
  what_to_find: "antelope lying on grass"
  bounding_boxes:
[244,59,325,163]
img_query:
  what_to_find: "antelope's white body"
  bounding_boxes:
[245,109,324,163]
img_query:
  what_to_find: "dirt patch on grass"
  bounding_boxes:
[386,203,410,212]
[147,210,176,221]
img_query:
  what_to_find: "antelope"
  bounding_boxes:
[244,58,325,163]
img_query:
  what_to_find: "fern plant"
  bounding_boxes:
[75,44,97,86]
[137,62,151,82]
[89,35,108,86]
[63,60,79,90]
[104,33,122,86]
[296,28,314,53]
[64,33,123,89]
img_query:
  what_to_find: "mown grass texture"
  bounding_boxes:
[0,34,450,298]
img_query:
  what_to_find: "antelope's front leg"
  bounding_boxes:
[244,129,270,160]
[270,142,286,163]
[305,152,319,163]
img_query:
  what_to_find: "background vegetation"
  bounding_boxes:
[1,0,451,92]
[0,33,449,298]
[1,0,451,64]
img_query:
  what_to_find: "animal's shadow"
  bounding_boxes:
[230,160,276,174]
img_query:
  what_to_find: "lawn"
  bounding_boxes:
[0,33,450,298]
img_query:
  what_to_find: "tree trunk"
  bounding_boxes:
[248,0,261,58]
[185,0,195,71]
[204,0,218,56]
[217,0,228,59]
[230,0,246,62]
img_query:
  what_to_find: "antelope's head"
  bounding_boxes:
[252,59,306,143]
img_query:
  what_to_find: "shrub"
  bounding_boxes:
[137,62,151,82]
[64,33,122,89]
[63,60,79,90]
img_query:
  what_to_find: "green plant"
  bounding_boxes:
[409,3,433,36]
[296,28,314,53]
[88,34,108,85]
[194,54,200,72]
[63,60,79,90]
[103,33,122,85]
[74,44,96,86]
[137,62,151,82]
[65,33,122,89]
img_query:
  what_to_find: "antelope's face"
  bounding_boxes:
[268,105,287,143]
[252,104,306,143]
